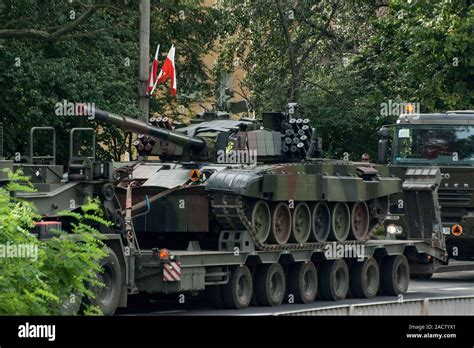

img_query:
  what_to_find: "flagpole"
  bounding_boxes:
[148,44,160,94]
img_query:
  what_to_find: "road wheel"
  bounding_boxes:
[290,202,311,244]
[256,263,286,306]
[349,202,370,241]
[310,202,331,242]
[248,200,271,243]
[350,258,380,298]
[381,255,410,296]
[268,203,292,245]
[206,285,224,309]
[320,259,349,301]
[288,262,318,304]
[222,265,253,309]
[89,247,122,315]
[329,202,350,242]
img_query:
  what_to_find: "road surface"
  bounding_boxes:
[117,270,474,316]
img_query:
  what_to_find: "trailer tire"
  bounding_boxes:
[350,258,380,298]
[256,263,286,306]
[288,262,318,304]
[206,285,224,309]
[222,265,253,309]
[381,255,410,296]
[89,247,122,315]
[320,259,349,301]
[60,291,82,315]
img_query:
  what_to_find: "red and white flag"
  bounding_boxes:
[147,44,160,94]
[154,45,176,96]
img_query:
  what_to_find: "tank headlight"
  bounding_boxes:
[387,224,403,234]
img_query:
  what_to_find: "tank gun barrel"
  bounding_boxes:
[90,109,206,152]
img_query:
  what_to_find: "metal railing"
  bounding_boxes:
[276,295,474,316]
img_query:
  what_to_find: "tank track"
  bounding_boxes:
[211,194,366,251]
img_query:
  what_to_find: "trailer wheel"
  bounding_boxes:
[320,259,349,301]
[381,255,410,295]
[256,263,286,306]
[288,262,318,304]
[89,247,122,315]
[350,258,380,298]
[206,285,224,309]
[60,291,82,315]
[222,265,253,309]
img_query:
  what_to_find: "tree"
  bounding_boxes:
[215,0,382,158]
[215,0,473,160]
[0,0,127,41]
[0,0,219,163]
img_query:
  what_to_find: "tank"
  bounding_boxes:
[89,106,402,251]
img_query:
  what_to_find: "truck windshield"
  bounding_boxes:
[393,125,474,166]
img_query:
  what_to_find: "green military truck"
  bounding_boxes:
[379,111,474,263]
[1,107,455,315]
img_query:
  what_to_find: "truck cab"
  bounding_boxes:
[380,111,474,260]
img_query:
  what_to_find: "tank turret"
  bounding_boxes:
[89,106,319,163]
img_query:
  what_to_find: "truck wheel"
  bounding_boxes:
[222,265,253,309]
[90,247,122,315]
[206,285,224,309]
[320,259,349,301]
[381,255,409,296]
[288,262,318,304]
[256,263,286,306]
[350,258,380,298]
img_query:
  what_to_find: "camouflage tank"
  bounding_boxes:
[89,106,401,251]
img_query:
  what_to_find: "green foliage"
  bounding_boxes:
[0,169,108,315]
[0,1,219,162]
[362,0,473,111]
[216,0,473,160]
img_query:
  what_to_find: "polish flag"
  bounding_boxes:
[154,45,176,96]
[147,44,160,94]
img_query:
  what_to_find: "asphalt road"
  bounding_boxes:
[117,270,474,316]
